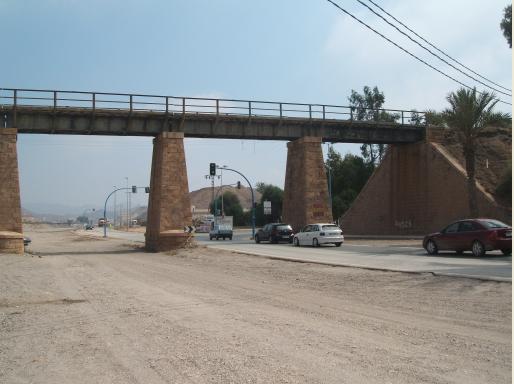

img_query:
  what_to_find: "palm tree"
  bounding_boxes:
[443,87,511,217]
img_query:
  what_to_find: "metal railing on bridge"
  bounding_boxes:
[0,88,426,127]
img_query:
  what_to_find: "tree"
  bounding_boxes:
[348,86,399,166]
[255,182,284,225]
[442,87,511,216]
[209,191,245,225]
[326,146,374,219]
[501,5,512,48]
[76,215,89,224]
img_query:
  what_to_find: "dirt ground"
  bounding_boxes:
[0,226,511,384]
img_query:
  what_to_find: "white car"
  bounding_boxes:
[293,223,344,247]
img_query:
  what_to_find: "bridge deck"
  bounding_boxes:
[1,88,426,143]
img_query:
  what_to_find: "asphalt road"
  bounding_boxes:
[88,227,512,281]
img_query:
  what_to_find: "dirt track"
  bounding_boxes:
[0,227,511,383]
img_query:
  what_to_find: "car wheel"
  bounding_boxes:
[425,239,438,255]
[293,237,300,247]
[255,235,260,244]
[471,240,485,257]
[501,249,511,255]
[209,236,213,241]
[229,236,232,240]
[312,238,319,247]
[335,242,342,247]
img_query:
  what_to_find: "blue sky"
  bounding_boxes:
[1,0,511,213]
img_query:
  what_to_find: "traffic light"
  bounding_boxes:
[209,163,216,176]
[132,185,137,193]
[145,187,150,193]
[237,181,241,189]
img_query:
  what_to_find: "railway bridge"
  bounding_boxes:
[1,88,498,253]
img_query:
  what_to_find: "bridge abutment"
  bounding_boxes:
[0,129,24,254]
[145,132,192,251]
[282,136,333,232]
[341,138,509,235]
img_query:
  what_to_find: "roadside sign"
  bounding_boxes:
[263,200,271,215]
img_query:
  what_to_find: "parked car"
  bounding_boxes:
[85,224,94,230]
[23,237,31,246]
[423,219,512,257]
[293,223,344,247]
[255,223,293,244]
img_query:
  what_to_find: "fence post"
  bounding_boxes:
[279,103,282,119]
[53,91,57,111]
[182,98,186,115]
[13,89,17,127]
[92,93,96,112]
[309,104,312,120]
[129,95,133,113]
[216,99,219,116]
[165,96,169,115]
[248,101,252,117]
[323,105,326,120]
[401,111,404,125]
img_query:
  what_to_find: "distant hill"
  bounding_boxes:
[190,185,262,211]
[439,125,511,207]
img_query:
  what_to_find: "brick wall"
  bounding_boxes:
[341,141,510,235]
[283,137,332,231]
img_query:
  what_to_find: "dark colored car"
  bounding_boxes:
[255,223,293,244]
[85,224,94,230]
[423,219,512,257]
[23,237,31,246]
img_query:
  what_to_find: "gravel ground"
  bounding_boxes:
[0,226,511,383]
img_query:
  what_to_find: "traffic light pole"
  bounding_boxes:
[217,166,256,240]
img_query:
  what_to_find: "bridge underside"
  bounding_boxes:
[3,106,424,144]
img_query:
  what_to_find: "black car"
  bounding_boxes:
[255,223,293,244]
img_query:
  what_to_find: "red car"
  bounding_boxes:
[423,219,512,257]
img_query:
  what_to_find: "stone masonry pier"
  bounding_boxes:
[0,129,24,254]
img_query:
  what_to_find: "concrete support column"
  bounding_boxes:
[145,132,192,251]
[282,136,332,232]
[0,129,24,254]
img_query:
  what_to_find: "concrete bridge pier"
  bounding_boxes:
[282,136,333,232]
[0,129,24,254]
[145,132,192,251]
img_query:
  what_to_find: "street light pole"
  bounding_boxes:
[103,186,149,238]
[113,186,117,227]
[218,166,256,239]
[125,177,129,231]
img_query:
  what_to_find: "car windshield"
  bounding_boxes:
[276,225,292,230]
[322,225,340,230]
[478,219,509,229]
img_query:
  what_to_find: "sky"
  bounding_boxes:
[1,0,511,214]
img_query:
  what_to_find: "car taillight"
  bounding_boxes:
[319,232,325,236]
